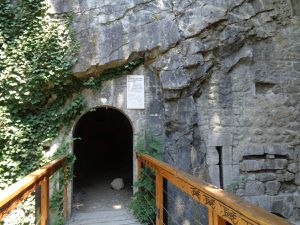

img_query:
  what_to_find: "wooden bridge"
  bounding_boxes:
[0,154,292,225]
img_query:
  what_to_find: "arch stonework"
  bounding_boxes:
[62,67,164,216]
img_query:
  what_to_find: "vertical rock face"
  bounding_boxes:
[47,0,300,223]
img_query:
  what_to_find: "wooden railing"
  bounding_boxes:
[0,156,68,225]
[137,153,292,225]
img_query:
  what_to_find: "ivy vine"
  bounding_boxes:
[0,0,144,224]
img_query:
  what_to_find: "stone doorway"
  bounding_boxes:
[71,107,135,221]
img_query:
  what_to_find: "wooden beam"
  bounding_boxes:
[137,153,292,225]
[0,156,67,221]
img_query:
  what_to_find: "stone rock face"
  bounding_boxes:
[245,181,265,196]
[111,178,124,191]
[46,0,300,223]
[265,181,281,196]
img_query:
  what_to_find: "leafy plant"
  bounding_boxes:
[226,174,248,193]
[0,0,144,224]
[129,132,163,225]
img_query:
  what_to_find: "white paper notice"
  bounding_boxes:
[127,75,145,109]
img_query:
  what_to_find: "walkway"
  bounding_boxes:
[67,176,140,225]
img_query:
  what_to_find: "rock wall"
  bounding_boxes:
[47,0,300,223]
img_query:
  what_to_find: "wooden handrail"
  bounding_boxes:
[137,153,292,225]
[0,156,68,225]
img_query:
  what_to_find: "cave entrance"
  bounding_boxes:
[72,107,133,213]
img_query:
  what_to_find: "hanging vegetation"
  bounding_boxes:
[0,0,143,224]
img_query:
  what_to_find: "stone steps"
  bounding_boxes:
[67,209,141,225]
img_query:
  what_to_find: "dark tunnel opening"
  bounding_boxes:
[73,107,133,195]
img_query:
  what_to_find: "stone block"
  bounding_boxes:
[256,173,277,182]
[294,62,300,71]
[243,196,272,211]
[264,144,289,156]
[241,159,288,172]
[206,147,219,165]
[295,172,300,185]
[284,172,295,182]
[280,183,297,194]
[208,165,220,188]
[242,144,265,156]
[295,196,300,208]
[288,163,299,173]
[293,208,300,221]
[272,199,294,218]
[265,181,281,196]
[232,149,242,163]
[223,165,239,189]
[222,146,233,165]
[241,160,263,171]
[244,181,265,196]
[207,133,233,147]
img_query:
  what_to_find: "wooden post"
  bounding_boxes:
[41,177,49,225]
[209,209,227,225]
[63,165,68,220]
[137,153,142,180]
[209,209,214,225]
[156,171,163,225]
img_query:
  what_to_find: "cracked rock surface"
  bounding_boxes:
[47,0,300,223]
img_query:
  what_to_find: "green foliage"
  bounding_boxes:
[129,132,163,225]
[129,169,156,225]
[82,57,144,89]
[135,131,163,160]
[0,0,82,191]
[226,174,248,193]
[0,0,144,224]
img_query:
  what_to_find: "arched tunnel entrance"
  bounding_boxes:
[73,107,133,212]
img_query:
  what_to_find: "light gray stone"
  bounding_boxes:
[242,145,265,156]
[256,173,277,182]
[241,159,288,171]
[284,172,295,182]
[288,163,299,173]
[207,133,233,147]
[244,181,265,196]
[224,46,253,72]
[206,147,219,165]
[208,165,220,188]
[272,199,294,218]
[222,146,233,165]
[264,145,289,156]
[176,2,227,38]
[265,181,281,196]
[295,172,300,185]
[160,70,192,90]
[295,196,300,208]
[44,0,300,222]
[111,178,124,191]
[280,183,297,194]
